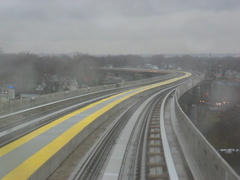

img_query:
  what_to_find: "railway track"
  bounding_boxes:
[133,91,169,180]
[0,74,178,147]
[69,86,181,180]
[0,72,196,180]
[68,92,154,180]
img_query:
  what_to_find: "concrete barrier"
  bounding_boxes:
[172,74,240,180]
[0,71,175,115]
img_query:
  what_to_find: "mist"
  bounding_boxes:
[0,0,240,54]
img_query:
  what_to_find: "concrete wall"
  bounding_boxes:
[3,72,238,179]
[172,75,240,180]
[0,73,174,115]
[0,84,115,115]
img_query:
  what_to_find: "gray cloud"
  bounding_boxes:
[0,0,240,54]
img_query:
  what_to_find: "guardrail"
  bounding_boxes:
[171,74,240,180]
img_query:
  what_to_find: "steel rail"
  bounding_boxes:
[119,79,195,180]
[68,96,149,180]
[132,90,169,180]
[0,74,179,147]
[68,74,197,180]
[0,74,179,146]
[0,72,177,120]
[68,85,177,180]
[0,93,117,147]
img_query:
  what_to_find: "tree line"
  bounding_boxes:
[0,53,239,92]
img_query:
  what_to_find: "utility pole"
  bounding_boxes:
[208,52,212,79]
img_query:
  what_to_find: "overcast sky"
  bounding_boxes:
[0,0,240,55]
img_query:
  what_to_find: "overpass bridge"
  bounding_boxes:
[0,69,239,180]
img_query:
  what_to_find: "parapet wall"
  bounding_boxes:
[0,72,174,115]
[173,75,240,180]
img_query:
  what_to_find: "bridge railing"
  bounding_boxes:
[172,74,240,180]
